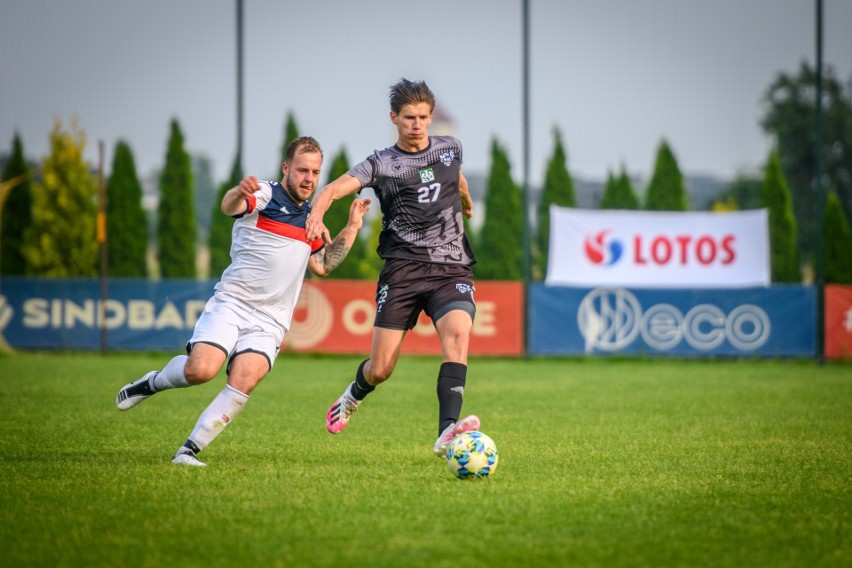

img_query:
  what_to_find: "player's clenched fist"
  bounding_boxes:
[221,176,261,216]
[236,176,260,196]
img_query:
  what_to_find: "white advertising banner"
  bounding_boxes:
[546,207,770,288]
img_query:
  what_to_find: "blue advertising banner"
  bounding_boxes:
[0,278,215,350]
[529,284,816,357]
[0,278,819,357]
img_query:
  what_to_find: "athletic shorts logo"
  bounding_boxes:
[439,150,455,166]
[376,284,389,313]
[419,168,435,183]
[455,283,473,295]
[584,230,623,266]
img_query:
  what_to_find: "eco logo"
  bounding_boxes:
[419,168,435,183]
[584,230,623,266]
[577,288,771,353]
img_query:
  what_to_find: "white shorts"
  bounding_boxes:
[189,292,284,372]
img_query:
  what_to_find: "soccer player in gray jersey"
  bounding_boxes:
[306,78,481,458]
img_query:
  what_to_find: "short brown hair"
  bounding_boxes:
[388,78,435,114]
[285,136,323,163]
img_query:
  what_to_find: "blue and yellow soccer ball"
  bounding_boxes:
[446,431,499,479]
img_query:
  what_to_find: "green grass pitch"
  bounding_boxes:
[0,352,849,567]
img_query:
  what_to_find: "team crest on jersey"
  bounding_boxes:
[439,150,455,167]
[419,168,435,183]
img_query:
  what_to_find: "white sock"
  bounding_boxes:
[185,385,249,452]
[152,355,191,391]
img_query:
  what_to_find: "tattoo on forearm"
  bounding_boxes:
[320,237,351,272]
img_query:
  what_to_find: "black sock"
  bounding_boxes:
[437,362,467,435]
[182,439,202,455]
[348,359,375,401]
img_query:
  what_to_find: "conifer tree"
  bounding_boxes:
[760,151,801,282]
[208,155,243,278]
[22,120,98,276]
[277,112,300,178]
[193,155,216,244]
[157,119,197,278]
[761,62,852,261]
[476,139,523,280]
[601,171,618,208]
[534,129,575,280]
[601,165,639,209]
[106,140,148,277]
[365,215,384,276]
[645,140,688,211]
[320,148,369,279]
[463,214,476,253]
[823,190,852,284]
[1,133,33,275]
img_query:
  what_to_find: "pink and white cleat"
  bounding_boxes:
[433,414,480,457]
[326,389,361,434]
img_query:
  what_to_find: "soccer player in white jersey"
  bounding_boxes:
[305,79,481,458]
[116,136,371,467]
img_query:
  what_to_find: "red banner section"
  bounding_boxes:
[284,280,524,356]
[825,285,852,360]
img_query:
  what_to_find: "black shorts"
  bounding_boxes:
[374,258,476,331]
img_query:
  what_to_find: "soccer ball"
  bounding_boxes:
[445,431,499,479]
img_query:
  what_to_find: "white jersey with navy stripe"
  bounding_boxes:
[214,180,324,330]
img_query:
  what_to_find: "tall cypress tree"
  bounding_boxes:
[1,133,33,275]
[760,151,801,283]
[645,140,688,211]
[208,154,243,278]
[106,140,147,277]
[276,112,300,178]
[193,155,216,244]
[22,120,98,276]
[320,148,369,279]
[476,139,523,280]
[157,119,197,278]
[761,62,852,262]
[823,190,852,284]
[601,165,639,209]
[534,129,575,280]
[365,215,384,276]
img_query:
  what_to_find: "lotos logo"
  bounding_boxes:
[584,230,623,266]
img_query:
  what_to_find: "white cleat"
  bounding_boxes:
[115,371,158,411]
[171,451,206,467]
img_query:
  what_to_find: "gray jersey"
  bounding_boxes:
[347,135,475,265]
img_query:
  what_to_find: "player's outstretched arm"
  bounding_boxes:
[306,174,362,244]
[221,176,260,216]
[307,198,371,277]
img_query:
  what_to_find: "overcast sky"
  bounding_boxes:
[1,0,850,188]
